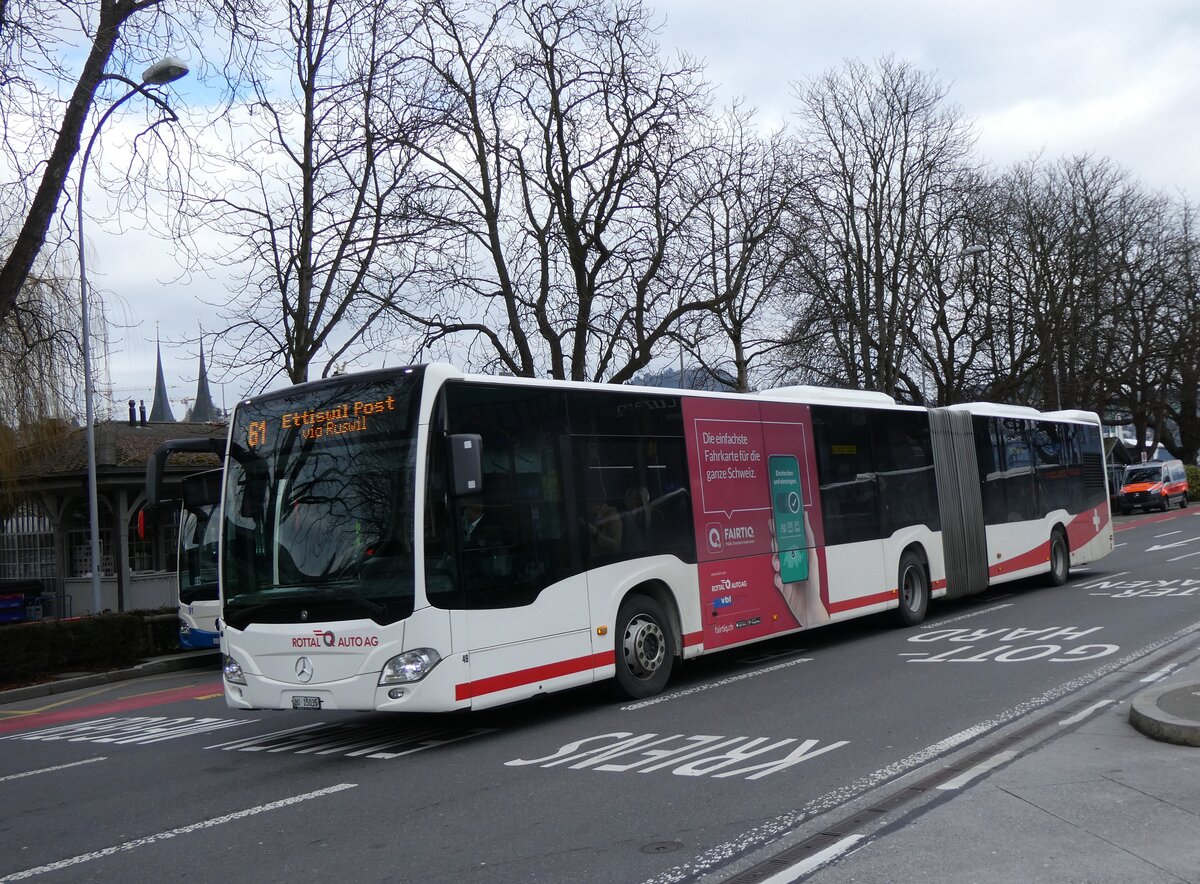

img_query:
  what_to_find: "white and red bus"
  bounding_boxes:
[212,364,1113,712]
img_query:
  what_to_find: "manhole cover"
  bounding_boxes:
[640,841,683,854]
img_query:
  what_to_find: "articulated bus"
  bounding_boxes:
[146,443,225,649]
[183,364,1112,712]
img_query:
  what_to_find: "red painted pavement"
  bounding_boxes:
[0,679,224,736]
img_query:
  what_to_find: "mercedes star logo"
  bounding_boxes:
[295,656,313,683]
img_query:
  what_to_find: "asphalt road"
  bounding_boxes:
[2,507,1198,883]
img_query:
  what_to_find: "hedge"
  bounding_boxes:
[1187,465,1200,501]
[0,610,179,685]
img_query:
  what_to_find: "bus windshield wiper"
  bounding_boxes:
[308,583,388,616]
[226,583,386,620]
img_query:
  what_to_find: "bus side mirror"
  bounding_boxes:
[449,433,483,496]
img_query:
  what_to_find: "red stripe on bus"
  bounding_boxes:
[989,542,1050,578]
[826,589,897,614]
[682,631,703,647]
[992,508,1110,578]
[455,651,615,701]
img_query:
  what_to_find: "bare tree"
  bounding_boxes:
[782,57,977,401]
[399,0,716,382]
[1164,201,1200,463]
[0,247,90,509]
[680,107,798,392]
[182,0,438,387]
[981,155,1162,421]
[0,0,261,321]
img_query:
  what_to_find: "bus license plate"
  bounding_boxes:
[291,696,322,710]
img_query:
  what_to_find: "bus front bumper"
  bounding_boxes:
[223,655,468,713]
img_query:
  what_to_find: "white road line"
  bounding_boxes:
[1140,665,1177,684]
[1154,531,1183,538]
[205,721,326,750]
[1168,551,1200,562]
[936,751,1018,791]
[1058,700,1113,726]
[643,622,1200,884]
[621,657,813,710]
[919,602,1013,628]
[754,835,865,884]
[0,783,357,882]
[0,757,106,783]
[1079,571,1130,588]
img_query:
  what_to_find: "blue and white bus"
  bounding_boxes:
[146,441,225,649]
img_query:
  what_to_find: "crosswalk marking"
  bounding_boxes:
[206,721,496,759]
[1,716,253,745]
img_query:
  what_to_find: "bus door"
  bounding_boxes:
[436,430,593,708]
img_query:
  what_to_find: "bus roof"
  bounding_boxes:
[946,402,1101,425]
[757,385,898,407]
[245,364,1096,426]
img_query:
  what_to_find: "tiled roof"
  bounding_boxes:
[12,420,227,478]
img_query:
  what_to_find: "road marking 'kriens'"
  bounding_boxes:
[507,732,848,780]
[0,783,357,881]
[0,757,106,783]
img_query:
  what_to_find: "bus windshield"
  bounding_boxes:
[221,370,423,629]
[179,499,220,605]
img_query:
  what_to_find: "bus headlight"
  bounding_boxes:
[379,648,441,685]
[223,655,247,685]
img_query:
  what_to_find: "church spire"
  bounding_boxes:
[188,342,220,422]
[149,341,176,422]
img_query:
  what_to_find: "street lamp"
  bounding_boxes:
[79,56,189,615]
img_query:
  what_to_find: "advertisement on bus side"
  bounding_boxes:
[682,397,829,648]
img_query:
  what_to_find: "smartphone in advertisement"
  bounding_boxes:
[769,454,808,582]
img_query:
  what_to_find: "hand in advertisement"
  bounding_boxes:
[769,510,829,627]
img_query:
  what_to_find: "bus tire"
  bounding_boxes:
[896,551,929,627]
[614,595,674,699]
[1048,529,1069,586]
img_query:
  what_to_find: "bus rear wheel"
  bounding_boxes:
[896,551,929,627]
[1048,529,1069,585]
[614,595,674,699]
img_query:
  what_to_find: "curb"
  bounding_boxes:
[1129,679,1200,748]
[0,650,222,705]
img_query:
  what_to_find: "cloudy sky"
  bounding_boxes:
[94,0,1199,419]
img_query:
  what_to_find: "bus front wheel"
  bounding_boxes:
[614,595,674,699]
[896,551,929,627]
[1048,529,1070,586]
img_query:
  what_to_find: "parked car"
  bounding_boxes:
[1116,460,1189,514]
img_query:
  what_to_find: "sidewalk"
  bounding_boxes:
[0,649,221,705]
[796,656,1200,883]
